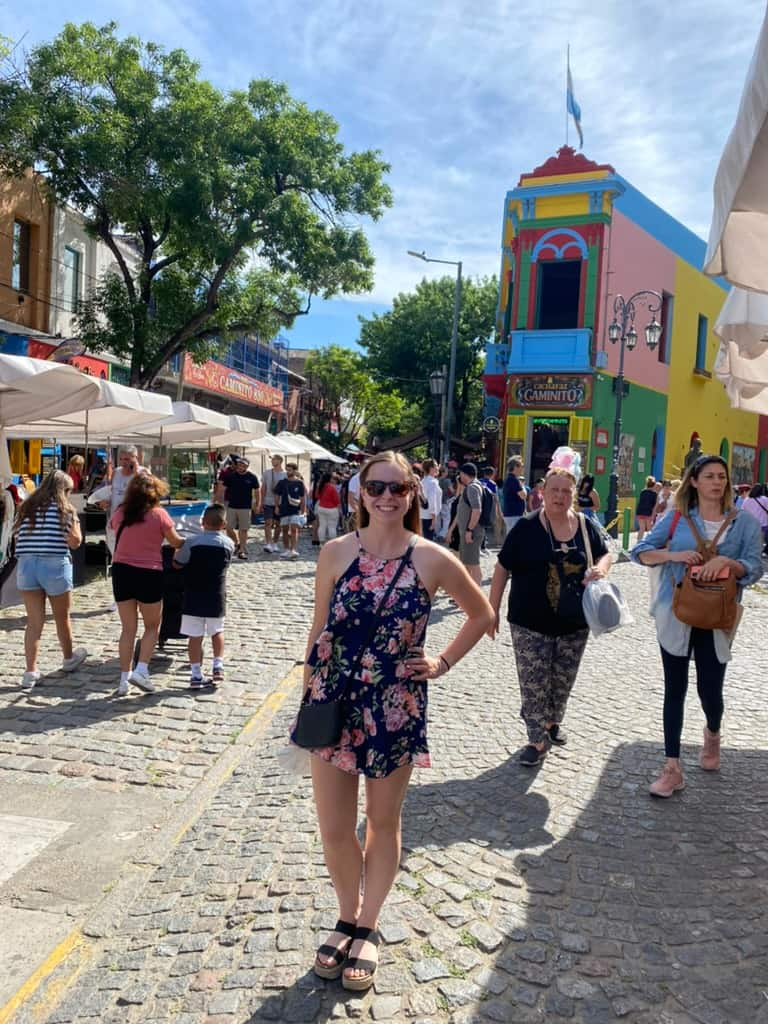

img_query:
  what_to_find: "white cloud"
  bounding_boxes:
[5,0,766,337]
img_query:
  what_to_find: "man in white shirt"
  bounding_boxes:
[419,459,443,541]
[347,470,361,517]
[258,454,287,552]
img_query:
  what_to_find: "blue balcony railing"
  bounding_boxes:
[508,328,592,373]
[484,343,511,375]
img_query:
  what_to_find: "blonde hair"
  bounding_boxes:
[14,470,75,533]
[358,451,421,533]
[67,455,85,472]
[644,475,656,488]
[674,456,732,516]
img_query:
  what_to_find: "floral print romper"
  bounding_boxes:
[290,534,433,778]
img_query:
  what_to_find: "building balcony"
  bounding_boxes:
[508,328,592,373]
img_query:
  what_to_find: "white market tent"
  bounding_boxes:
[184,414,268,449]
[277,431,345,463]
[4,378,173,443]
[130,401,231,444]
[0,354,101,481]
[705,7,768,412]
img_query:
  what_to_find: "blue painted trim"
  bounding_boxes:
[506,176,625,203]
[508,328,592,373]
[588,191,602,214]
[531,228,588,262]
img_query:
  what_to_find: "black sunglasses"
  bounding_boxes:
[363,480,412,497]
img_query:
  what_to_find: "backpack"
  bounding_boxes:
[463,482,494,529]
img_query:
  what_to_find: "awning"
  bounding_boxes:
[0,355,101,481]
[130,401,232,444]
[277,432,345,463]
[713,286,768,412]
[4,378,173,441]
[183,414,268,449]
[705,8,768,290]
[242,433,309,456]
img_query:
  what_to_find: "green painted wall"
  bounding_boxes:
[591,374,668,509]
[516,252,531,329]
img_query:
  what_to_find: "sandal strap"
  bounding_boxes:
[345,955,377,975]
[335,918,357,938]
[353,925,380,946]
[316,942,349,966]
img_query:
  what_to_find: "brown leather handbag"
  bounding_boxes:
[672,513,738,631]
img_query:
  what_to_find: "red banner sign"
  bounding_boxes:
[183,354,283,412]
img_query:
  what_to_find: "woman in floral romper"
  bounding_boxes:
[292,451,493,991]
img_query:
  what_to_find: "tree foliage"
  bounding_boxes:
[358,275,497,439]
[303,346,406,451]
[0,23,392,386]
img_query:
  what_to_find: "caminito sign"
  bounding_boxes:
[511,375,591,410]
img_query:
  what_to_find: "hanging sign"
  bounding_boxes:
[509,374,592,409]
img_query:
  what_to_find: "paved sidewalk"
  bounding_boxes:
[3,546,768,1023]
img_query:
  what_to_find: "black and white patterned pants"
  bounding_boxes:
[509,624,589,744]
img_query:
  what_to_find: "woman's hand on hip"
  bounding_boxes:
[406,649,446,681]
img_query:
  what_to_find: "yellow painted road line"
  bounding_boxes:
[0,929,86,1024]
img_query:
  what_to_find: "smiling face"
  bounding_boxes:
[542,471,576,516]
[361,463,413,523]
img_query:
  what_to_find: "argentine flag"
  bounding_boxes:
[567,63,583,149]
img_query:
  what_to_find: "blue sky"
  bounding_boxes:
[4,0,765,351]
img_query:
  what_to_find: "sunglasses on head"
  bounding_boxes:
[363,480,412,497]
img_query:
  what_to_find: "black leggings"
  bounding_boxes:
[660,629,726,758]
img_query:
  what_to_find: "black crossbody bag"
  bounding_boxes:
[294,536,417,749]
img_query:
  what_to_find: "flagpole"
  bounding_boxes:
[565,44,570,146]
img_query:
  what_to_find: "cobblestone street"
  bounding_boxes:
[2,538,768,1024]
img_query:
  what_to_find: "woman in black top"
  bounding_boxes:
[488,469,612,766]
[636,475,658,540]
[576,474,600,520]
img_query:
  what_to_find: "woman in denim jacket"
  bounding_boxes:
[632,455,763,798]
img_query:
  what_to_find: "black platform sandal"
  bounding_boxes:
[313,918,356,980]
[341,925,381,992]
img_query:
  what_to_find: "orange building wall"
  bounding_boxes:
[0,171,53,333]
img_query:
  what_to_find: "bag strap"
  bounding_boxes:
[303,535,418,704]
[578,513,594,570]
[684,511,735,558]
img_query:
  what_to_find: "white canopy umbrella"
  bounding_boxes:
[4,378,173,441]
[705,8,768,290]
[184,414,268,450]
[277,431,345,463]
[242,434,296,455]
[0,355,101,481]
[713,286,768,412]
[130,400,231,444]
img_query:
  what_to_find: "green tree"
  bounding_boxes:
[358,275,497,440]
[0,23,391,386]
[304,345,405,450]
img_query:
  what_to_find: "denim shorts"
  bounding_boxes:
[16,554,73,596]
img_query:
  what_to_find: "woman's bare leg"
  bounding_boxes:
[117,601,139,672]
[311,756,362,965]
[137,601,162,665]
[345,764,413,980]
[48,591,74,661]
[21,590,46,672]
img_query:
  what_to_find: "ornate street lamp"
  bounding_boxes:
[605,291,663,538]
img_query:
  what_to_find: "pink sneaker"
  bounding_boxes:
[699,727,721,771]
[649,762,685,798]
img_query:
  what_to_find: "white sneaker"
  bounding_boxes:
[107,601,117,613]
[117,678,130,697]
[280,548,294,558]
[62,647,88,672]
[21,670,41,690]
[289,550,299,560]
[129,668,156,693]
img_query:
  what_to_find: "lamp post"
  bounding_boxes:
[407,249,462,465]
[429,368,446,459]
[605,291,663,538]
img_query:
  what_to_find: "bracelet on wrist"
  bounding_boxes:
[439,654,451,674]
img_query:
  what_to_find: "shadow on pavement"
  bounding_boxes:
[247,740,768,1023]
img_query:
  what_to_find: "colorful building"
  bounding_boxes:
[484,147,767,515]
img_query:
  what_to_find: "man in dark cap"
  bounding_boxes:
[456,462,484,584]
[215,455,260,560]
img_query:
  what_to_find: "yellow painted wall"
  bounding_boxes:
[535,194,590,219]
[519,169,611,188]
[665,258,758,477]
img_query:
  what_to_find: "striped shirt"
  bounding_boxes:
[15,504,72,557]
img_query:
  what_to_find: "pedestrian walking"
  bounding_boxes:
[741,483,768,553]
[216,455,260,560]
[456,462,489,585]
[635,476,658,539]
[436,467,454,540]
[65,454,85,493]
[315,471,341,544]
[274,462,306,559]
[632,455,763,797]
[259,454,286,553]
[110,474,184,696]
[502,456,527,532]
[488,467,612,766]
[527,477,545,512]
[418,458,442,541]
[576,474,600,520]
[654,479,674,520]
[14,470,88,689]
[292,450,493,991]
[173,502,234,688]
